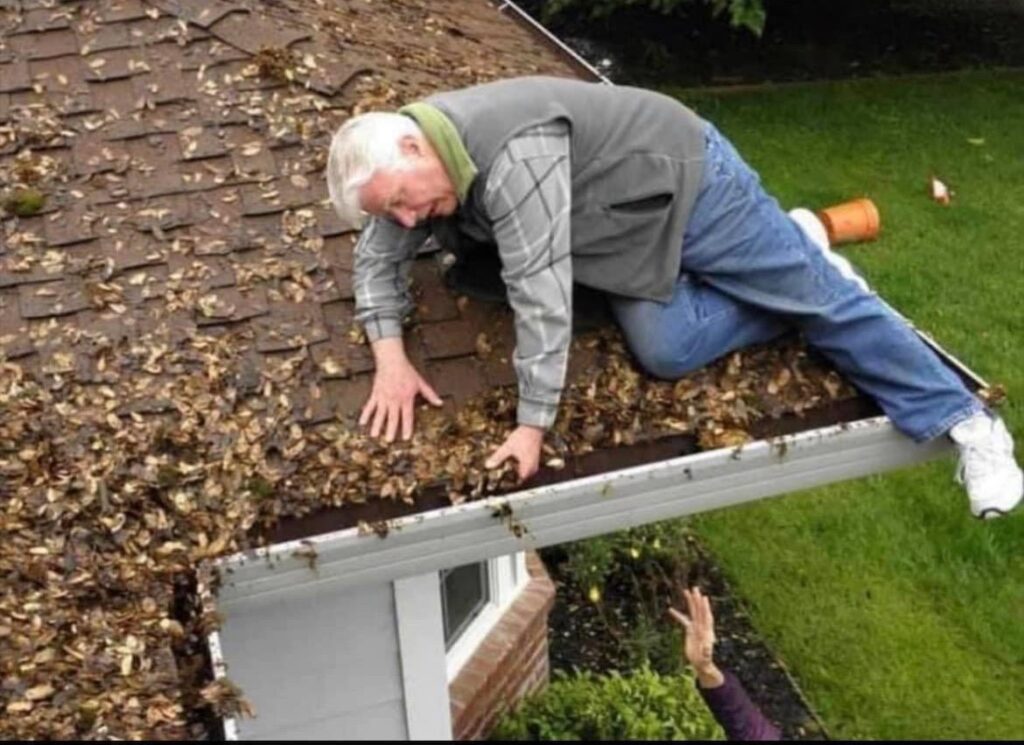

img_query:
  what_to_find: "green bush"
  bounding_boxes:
[491,663,724,740]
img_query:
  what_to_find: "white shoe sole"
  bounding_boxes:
[972,468,1024,520]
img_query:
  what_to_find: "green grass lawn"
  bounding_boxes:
[666,71,1024,739]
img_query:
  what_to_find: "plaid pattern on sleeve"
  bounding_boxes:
[484,121,573,429]
[352,217,429,342]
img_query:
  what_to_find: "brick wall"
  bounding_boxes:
[449,553,555,740]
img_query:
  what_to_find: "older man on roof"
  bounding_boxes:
[326,76,1021,520]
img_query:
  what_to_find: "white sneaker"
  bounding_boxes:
[949,412,1024,519]
[788,207,871,293]
[788,207,830,250]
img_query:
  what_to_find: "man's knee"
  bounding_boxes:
[628,336,701,380]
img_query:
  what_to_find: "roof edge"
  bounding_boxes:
[213,413,953,611]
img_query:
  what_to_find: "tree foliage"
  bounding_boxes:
[540,0,766,35]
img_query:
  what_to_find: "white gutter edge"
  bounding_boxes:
[496,1,614,85]
[205,626,241,740]
[213,414,955,613]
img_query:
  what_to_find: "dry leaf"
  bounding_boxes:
[930,176,952,206]
[475,332,492,358]
[25,685,55,702]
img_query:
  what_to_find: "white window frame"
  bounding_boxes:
[445,552,529,681]
[440,561,492,649]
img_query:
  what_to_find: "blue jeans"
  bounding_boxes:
[610,123,981,442]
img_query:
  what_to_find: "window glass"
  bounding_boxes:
[440,562,489,648]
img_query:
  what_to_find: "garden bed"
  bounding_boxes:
[541,528,828,740]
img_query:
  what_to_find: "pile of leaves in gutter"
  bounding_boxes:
[0,322,860,737]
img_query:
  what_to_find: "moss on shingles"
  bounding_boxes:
[2,187,46,217]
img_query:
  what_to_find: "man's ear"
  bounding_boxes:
[397,134,423,159]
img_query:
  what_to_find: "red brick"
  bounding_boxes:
[486,656,513,691]
[455,713,481,740]
[457,717,483,742]
[528,549,552,580]
[449,695,467,721]
[518,628,547,660]
[451,553,555,740]
[502,602,537,631]
[520,638,549,676]
[511,610,544,644]
[521,585,556,612]
[450,665,488,705]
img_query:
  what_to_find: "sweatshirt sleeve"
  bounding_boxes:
[697,669,782,741]
[352,216,429,341]
[482,121,572,429]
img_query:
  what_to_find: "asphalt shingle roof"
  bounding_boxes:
[0,0,865,737]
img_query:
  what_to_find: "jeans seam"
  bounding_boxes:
[693,303,748,329]
[916,400,984,443]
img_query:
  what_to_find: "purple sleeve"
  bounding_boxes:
[696,669,782,741]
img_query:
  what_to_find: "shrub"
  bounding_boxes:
[559,519,695,602]
[491,663,724,740]
[539,0,765,35]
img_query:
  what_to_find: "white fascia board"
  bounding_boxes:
[213,414,954,614]
[394,575,452,739]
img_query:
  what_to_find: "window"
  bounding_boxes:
[440,562,490,649]
[443,554,529,680]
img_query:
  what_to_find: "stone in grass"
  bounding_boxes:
[2,187,46,217]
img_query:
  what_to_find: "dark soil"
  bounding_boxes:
[541,539,828,740]
[518,0,1024,87]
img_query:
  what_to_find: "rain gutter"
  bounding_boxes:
[211,392,971,615]
[495,1,613,84]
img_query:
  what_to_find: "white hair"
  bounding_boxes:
[326,112,422,227]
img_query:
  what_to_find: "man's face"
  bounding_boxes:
[358,136,459,229]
